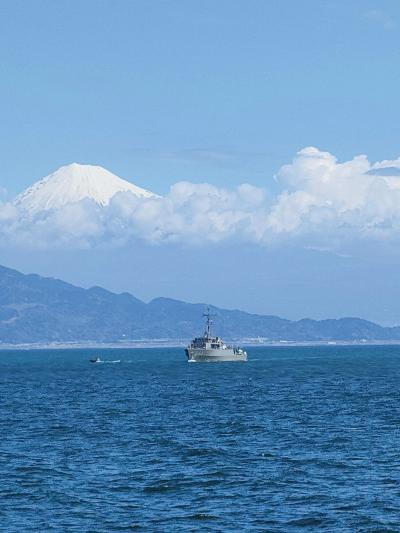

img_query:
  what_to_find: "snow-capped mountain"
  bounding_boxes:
[14,163,157,214]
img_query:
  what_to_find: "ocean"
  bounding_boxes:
[1,345,400,531]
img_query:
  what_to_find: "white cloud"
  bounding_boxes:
[364,9,395,30]
[268,147,400,243]
[4,147,400,249]
[106,182,269,245]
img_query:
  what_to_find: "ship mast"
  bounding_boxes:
[203,307,214,339]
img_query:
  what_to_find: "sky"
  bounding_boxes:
[1,0,400,324]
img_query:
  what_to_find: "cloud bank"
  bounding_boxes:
[3,147,400,249]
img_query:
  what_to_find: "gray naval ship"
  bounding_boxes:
[185,308,247,362]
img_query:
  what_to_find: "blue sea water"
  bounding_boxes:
[1,346,400,532]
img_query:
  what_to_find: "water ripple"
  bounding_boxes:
[1,345,400,531]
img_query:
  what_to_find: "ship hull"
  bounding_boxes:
[185,348,247,362]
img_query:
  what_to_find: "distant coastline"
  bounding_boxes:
[2,339,400,351]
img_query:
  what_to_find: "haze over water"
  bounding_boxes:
[1,346,400,531]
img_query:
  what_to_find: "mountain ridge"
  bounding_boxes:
[1,264,400,344]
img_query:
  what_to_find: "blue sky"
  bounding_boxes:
[1,0,400,323]
[2,0,400,195]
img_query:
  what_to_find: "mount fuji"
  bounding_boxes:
[14,163,157,214]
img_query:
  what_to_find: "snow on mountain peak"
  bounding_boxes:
[14,163,157,213]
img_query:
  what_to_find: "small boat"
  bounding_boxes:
[90,357,102,363]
